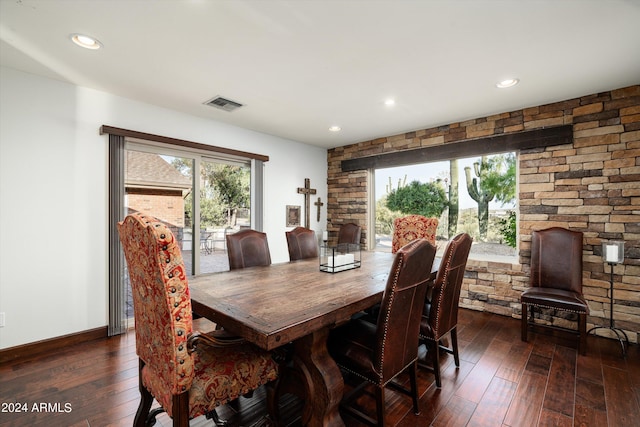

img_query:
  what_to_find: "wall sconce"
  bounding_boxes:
[588,240,628,356]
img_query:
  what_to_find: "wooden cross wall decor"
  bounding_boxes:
[314,197,324,222]
[297,178,316,229]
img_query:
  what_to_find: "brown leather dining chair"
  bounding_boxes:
[285,226,318,261]
[521,227,589,354]
[117,213,278,427]
[419,233,472,388]
[337,222,362,245]
[328,238,437,426]
[391,215,438,253]
[226,229,272,270]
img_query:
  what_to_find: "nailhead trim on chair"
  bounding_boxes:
[429,244,454,340]
[376,253,404,382]
[522,302,588,314]
[336,360,417,388]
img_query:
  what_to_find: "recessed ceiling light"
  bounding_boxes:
[329,126,341,132]
[70,33,103,50]
[496,78,519,89]
[384,98,396,106]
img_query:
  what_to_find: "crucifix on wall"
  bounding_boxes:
[314,197,324,222]
[297,178,316,229]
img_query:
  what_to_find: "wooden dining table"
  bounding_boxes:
[189,251,437,427]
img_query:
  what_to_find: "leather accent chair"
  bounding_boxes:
[285,226,318,261]
[521,227,589,354]
[337,222,362,245]
[328,238,437,426]
[419,233,472,388]
[226,229,272,270]
[117,213,278,427]
[391,215,438,253]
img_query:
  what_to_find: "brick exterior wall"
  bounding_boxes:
[327,85,640,343]
[126,191,186,228]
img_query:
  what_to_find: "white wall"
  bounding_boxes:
[0,66,328,349]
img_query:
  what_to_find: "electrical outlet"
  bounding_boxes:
[0,312,5,327]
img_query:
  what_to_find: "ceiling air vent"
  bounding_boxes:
[204,96,243,112]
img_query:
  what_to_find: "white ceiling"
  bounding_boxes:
[1,0,639,149]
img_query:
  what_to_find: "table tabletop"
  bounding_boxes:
[189,251,397,350]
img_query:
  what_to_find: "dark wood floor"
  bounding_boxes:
[1,309,639,426]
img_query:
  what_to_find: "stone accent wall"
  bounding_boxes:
[327,85,640,343]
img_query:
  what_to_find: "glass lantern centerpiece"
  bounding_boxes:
[319,243,361,273]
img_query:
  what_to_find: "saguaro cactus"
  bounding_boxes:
[448,159,459,239]
[386,175,407,194]
[464,157,495,241]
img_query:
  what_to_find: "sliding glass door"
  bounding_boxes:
[121,143,252,320]
[106,126,266,335]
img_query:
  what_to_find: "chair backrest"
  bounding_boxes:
[530,227,583,293]
[117,213,194,395]
[286,226,318,261]
[226,229,272,270]
[337,222,362,245]
[427,233,473,339]
[392,215,438,253]
[375,238,436,381]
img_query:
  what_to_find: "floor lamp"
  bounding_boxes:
[588,240,629,356]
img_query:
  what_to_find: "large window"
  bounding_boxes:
[373,153,517,260]
[342,126,572,258]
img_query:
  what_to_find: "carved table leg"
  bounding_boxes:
[292,328,345,427]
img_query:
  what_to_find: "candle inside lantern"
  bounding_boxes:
[605,244,619,263]
[322,230,328,241]
[343,253,355,265]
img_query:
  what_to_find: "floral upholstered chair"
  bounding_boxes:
[391,215,439,253]
[118,213,278,427]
